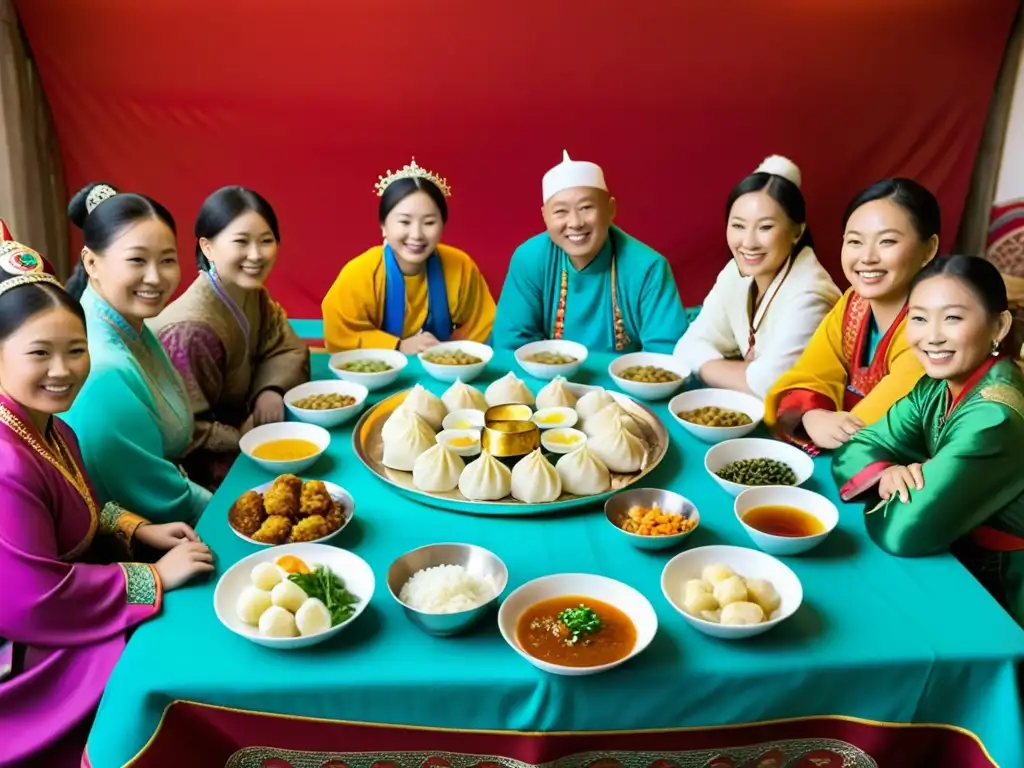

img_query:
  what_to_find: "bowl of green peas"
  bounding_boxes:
[703,438,814,498]
[328,349,408,392]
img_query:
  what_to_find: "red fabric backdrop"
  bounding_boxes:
[12,0,1018,319]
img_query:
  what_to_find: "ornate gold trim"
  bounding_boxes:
[979,384,1024,420]
[120,700,999,768]
[0,404,97,560]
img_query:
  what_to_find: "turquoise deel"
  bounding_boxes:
[88,352,1024,768]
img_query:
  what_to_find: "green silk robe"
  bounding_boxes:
[492,226,689,354]
[832,357,1024,627]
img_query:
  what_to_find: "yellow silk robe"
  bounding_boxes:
[764,289,924,448]
[322,244,496,352]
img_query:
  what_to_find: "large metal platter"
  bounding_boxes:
[351,387,669,516]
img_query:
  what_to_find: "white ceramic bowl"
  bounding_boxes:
[540,427,587,454]
[228,480,354,546]
[284,380,369,429]
[608,352,689,401]
[514,340,589,380]
[661,544,803,639]
[329,349,407,391]
[441,409,486,431]
[239,422,331,475]
[436,428,482,457]
[668,388,764,444]
[213,542,374,650]
[532,406,578,430]
[735,485,839,556]
[419,341,493,383]
[497,573,658,676]
[704,438,814,497]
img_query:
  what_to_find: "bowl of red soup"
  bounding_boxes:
[497,573,658,676]
[734,485,838,556]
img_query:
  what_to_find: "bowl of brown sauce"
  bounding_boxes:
[734,486,839,556]
[497,573,658,676]
[668,388,764,444]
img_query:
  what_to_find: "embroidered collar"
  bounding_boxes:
[204,267,251,342]
[944,354,1004,421]
[82,286,144,343]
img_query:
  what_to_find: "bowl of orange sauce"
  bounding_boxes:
[239,422,332,475]
[734,485,839,556]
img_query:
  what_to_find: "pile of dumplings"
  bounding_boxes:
[236,562,332,638]
[681,564,781,625]
[380,374,652,503]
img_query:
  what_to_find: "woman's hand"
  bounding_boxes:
[399,332,439,355]
[252,390,285,427]
[154,541,215,591]
[878,463,925,502]
[801,409,864,449]
[134,522,199,552]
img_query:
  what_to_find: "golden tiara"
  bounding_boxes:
[0,273,64,299]
[374,158,451,198]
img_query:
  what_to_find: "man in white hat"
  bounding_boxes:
[492,150,688,353]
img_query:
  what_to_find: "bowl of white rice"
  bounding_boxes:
[386,543,508,637]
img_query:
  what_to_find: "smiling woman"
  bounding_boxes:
[321,158,496,354]
[62,182,213,525]
[151,186,311,490]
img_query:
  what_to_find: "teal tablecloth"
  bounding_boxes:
[87,352,1024,767]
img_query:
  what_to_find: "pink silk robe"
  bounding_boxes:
[0,396,162,767]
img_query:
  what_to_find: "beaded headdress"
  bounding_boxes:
[374,158,451,198]
[0,219,62,298]
[85,183,118,214]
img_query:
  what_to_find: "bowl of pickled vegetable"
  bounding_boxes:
[284,380,369,428]
[704,438,814,497]
[418,340,493,383]
[514,340,589,380]
[328,349,408,392]
[668,389,764,444]
[608,353,689,401]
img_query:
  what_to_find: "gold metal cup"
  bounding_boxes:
[484,404,533,423]
[481,420,540,458]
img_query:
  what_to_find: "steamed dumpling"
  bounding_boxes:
[381,405,417,444]
[382,411,437,471]
[295,597,333,636]
[682,579,719,617]
[720,601,765,626]
[702,563,735,584]
[442,378,487,413]
[555,445,611,496]
[271,579,308,613]
[511,448,562,503]
[458,451,512,500]
[583,401,645,440]
[713,575,748,607]
[250,562,284,591]
[484,372,535,407]
[536,376,578,410]
[259,605,299,638]
[236,586,272,626]
[745,578,781,616]
[403,383,447,430]
[587,421,647,473]
[575,388,614,421]
[412,443,465,493]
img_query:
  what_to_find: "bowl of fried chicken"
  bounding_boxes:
[228,474,354,546]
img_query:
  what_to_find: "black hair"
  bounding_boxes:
[910,254,1009,318]
[194,186,280,271]
[65,182,176,299]
[725,171,814,256]
[378,177,448,225]
[841,178,941,241]
[0,274,86,344]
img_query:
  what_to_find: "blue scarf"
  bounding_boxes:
[381,243,452,341]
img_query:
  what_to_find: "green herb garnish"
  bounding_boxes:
[288,565,359,626]
[558,604,602,639]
